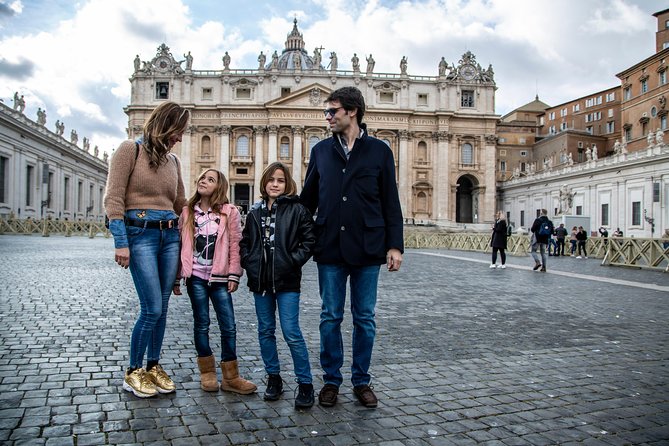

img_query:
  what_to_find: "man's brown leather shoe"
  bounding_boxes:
[353,384,378,408]
[318,384,339,407]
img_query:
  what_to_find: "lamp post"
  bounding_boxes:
[643,209,655,235]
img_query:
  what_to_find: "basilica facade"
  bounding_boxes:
[126,20,499,226]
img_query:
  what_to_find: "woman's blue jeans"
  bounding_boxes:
[186,276,237,361]
[317,263,380,387]
[254,291,312,384]
[126,213,180,369]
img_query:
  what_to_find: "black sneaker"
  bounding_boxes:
[263,374,283,401]
[294,383,314,409]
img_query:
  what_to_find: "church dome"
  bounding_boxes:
[267,19,322,71]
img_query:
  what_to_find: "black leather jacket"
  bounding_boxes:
[240,195,315,293]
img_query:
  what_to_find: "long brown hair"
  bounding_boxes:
[142,101,190,169]
[183,169,230,239]
[259,162,297,201]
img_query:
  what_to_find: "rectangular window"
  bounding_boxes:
[662,115,667,130]
[624,127,632,141]
[536,209,541,218]
[539,116,545,125]
[202,88,213,100]
[380,91,395,103]
[601,203,609,226]
[586,98,594,107]
[88,184,94,214]
[624,87,631,100]
[236,88,251,99]
[236,168,248,175]
[606,121,615,133]
[48,172,54,208]
[155,82,169,99]
[499,149,507,156]
[548,111,555,120]
[520,150,528,157]
[500,160,506,172]
[26,165,34,206]
[417,93,428,105]
[461,90,474,107]
[586,126,593,135]
[99,186,104,214]
[281,87,291,97]
[498,137,506,143]
[597,96,602,105]
[606,92,615,102]
[0,156,7,203]
[560,122,567,131]
[520,210,525,227]
[632,201,641,225]
[573,104,580,112]
[576,205,583,215]
[519,137,526,145]
[660,71,667,86]
[653,182,660,203]
[608,108,614,118]
[560,108,567,117]
[641,79,648,93]
[64,177,70,210]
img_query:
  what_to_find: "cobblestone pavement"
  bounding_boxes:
[0,235,668,446]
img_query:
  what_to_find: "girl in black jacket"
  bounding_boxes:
[490,211,508,269]
[240,162,316,409]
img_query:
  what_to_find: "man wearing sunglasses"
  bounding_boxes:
[301,86,404,408]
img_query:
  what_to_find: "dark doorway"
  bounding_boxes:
[456,176,474,223]
[233,183,250,213]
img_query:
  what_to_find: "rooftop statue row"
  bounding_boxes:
[132,21,494,82]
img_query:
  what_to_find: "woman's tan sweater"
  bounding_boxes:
[104,140,186,220]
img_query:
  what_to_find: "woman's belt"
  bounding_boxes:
[125,218,178,230]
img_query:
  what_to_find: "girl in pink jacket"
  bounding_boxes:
[174,169,256,394]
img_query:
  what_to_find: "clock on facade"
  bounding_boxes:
[459,64,476,80]
[155,56,171,72]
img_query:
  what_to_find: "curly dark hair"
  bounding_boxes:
[325,86,365,125]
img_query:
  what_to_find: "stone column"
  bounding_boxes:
[398,130,410,218]
[267,125,278,164]
[292,126,304,192]
[253,126,265,200]
[217,125,231,180]
[435,132,451,223]
[482,134,497,223]
[181,125,194,197]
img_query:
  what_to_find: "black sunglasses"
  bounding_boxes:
[323,107,344,117]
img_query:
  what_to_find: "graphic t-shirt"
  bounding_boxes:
[192,204,220,281]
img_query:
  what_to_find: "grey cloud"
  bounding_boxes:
[0,2,16,18]
[0,58,36,80]
[120,11,166,42]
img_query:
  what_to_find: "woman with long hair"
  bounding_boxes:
[104,101,189,398]
[490,210,508,268]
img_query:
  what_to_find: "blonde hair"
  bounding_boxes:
[142,101,190,169]
[183,169,230,240]
[259,162,297,201]
[496,210,506,220]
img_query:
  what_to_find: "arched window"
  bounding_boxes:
[236,135,249,157]
[201,135,211,157]
[309,136,320,150]
[417,191,428,213]
[417,141,427,161]
[461,143,473,165]
[280,136,290,159]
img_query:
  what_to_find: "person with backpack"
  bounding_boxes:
[530,209,554,272]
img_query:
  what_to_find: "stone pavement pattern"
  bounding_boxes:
[0,235,668,446]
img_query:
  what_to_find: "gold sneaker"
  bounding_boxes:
[146,364,176,393]
[123,368,158,398]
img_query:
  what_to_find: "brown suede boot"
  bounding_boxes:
[220,360,257,394]
[196,355,219,392]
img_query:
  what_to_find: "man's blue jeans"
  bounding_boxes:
[187,276,237,361]
[317,263,380,387]
[126,211,180,369]
[254,291,312,384]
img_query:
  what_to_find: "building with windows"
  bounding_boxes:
[497,9,669,237]
[0,102,108,221]
[126,20,499,226]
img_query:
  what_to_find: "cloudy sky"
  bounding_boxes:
[0,0,662,156]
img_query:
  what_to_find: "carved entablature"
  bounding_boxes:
[230,78,259,88]
[292,125,304,135]
[639,73,650,82]
[433,131,450,141]
[657,63,666,73]
[253,125,266,135]
[268,125,279,134]
[373,81,401,92]
[398,130,411,140]
[485,134,497,145]
[146,44,184,75]
[215,125,231,135]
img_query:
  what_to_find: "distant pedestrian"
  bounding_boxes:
[576,226,588,258]
[569,226,578,256]
[613,227,624,237]
[554,223,568,256]
[489,210,507,269]
[104,101,189,398]
[174,169,257,395]
[530,209,554,272]
[599,226,609,247]
[241,162,317,409]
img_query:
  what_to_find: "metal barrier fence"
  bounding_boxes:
[1,220,666,272]
[0,218,110,238]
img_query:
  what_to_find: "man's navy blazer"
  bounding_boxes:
[301,124,404,266]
